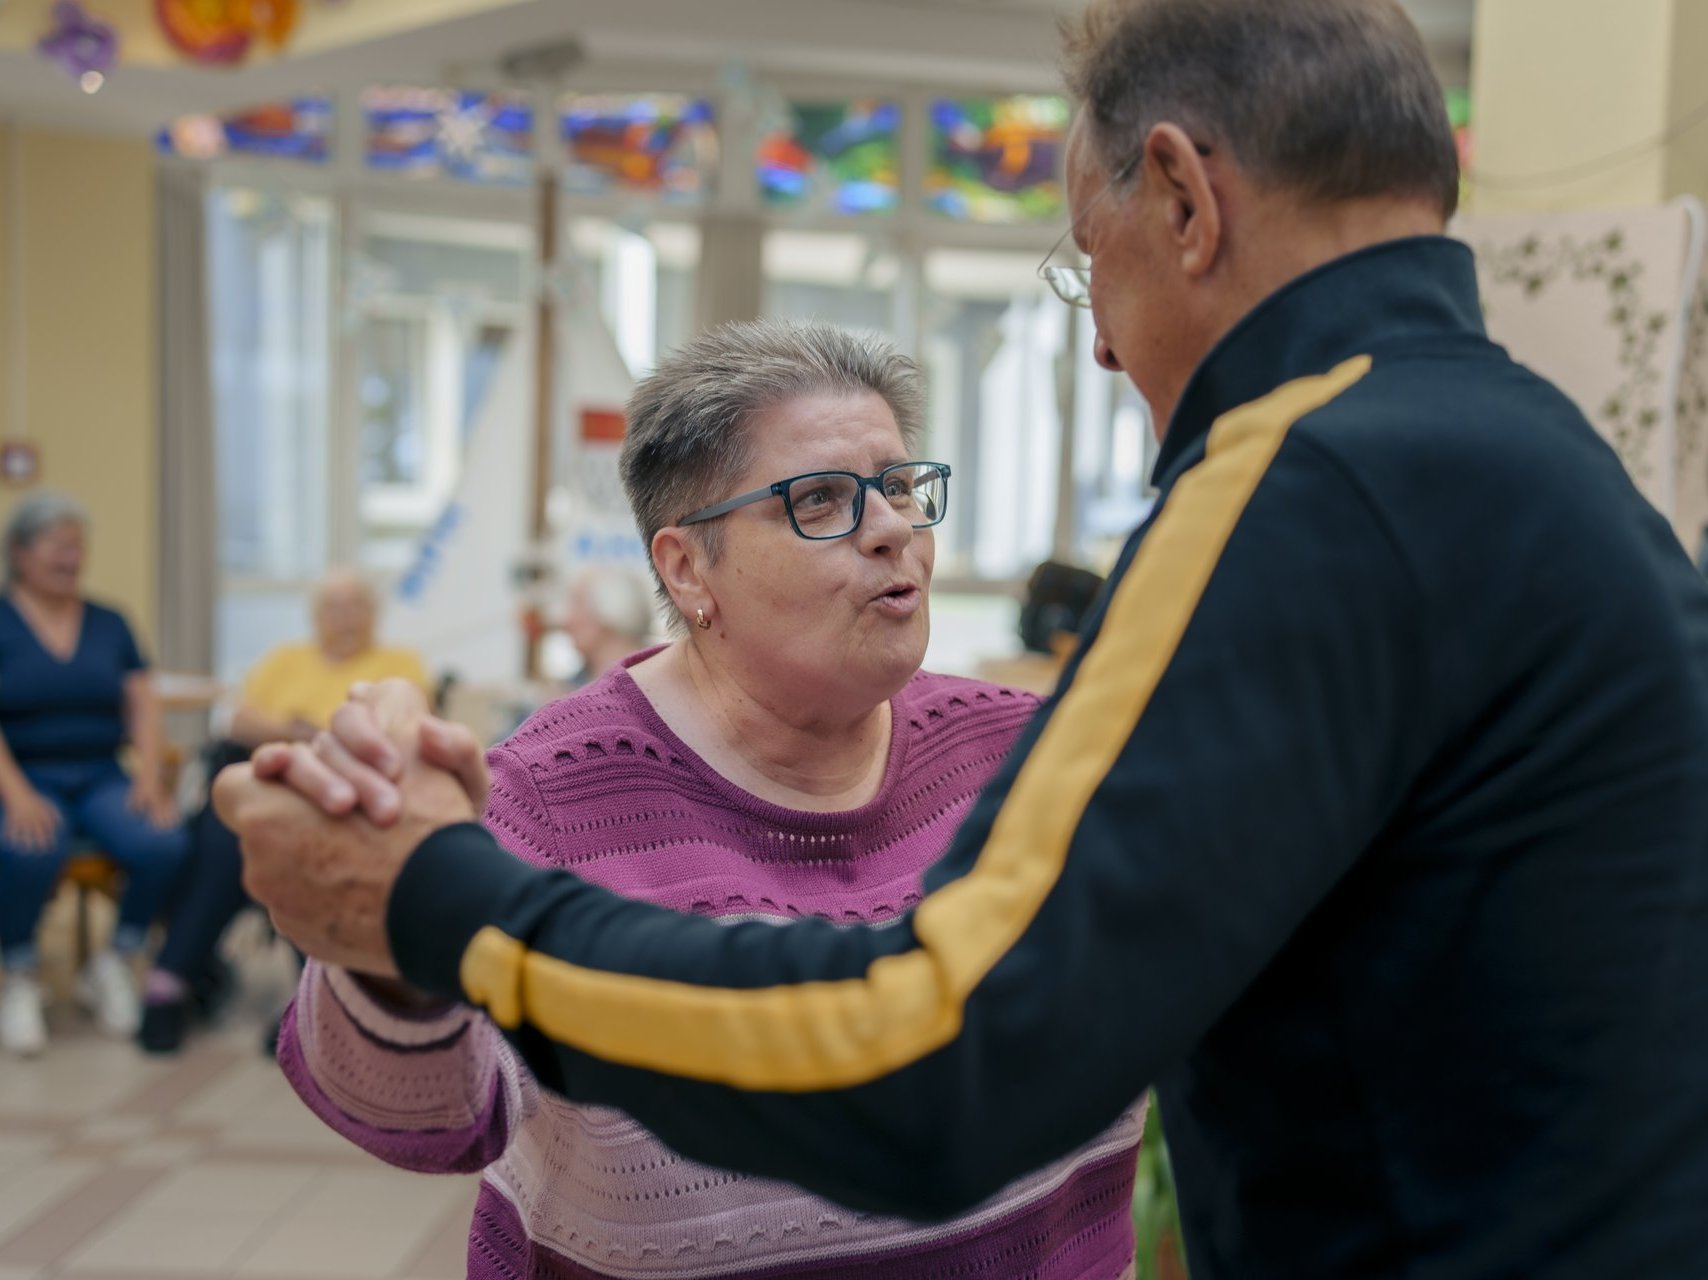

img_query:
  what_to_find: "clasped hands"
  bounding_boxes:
[211,679,487,981]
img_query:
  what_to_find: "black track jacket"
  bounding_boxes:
[388,238,1708,1278]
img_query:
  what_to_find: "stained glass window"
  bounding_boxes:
[157,96,332,162]
[926,95,1070,224]
[1445,85,1473,174]
[362,87,534,187]
[559,94,718,202]
[756,100,900,215]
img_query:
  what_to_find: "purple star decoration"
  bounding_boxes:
[38,2,119,84]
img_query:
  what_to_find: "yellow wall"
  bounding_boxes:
[1,127,13,442]
[1469,0,1701,213]
[1663,0,1708,206]
[0,126,158,646]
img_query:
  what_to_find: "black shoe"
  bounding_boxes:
[189,955,236,1024]
[262,1010,284,1059]
[137,998,191,1055]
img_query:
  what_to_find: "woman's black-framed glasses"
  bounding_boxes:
[679,461,951,542]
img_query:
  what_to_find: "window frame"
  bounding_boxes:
[192,71,1139,649]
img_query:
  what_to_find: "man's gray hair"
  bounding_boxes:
[1062,0,1460,218]
[620,319,925,611]
[3,491,88,587]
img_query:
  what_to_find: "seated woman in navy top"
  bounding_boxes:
[0,492,186,1057]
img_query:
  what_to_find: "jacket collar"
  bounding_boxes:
[1152,235,1485,484]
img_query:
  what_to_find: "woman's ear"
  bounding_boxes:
[651,526,710,618]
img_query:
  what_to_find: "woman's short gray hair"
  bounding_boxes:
[3,491,88,587]
[620,319,925,606]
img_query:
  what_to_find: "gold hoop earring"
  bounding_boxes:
[695,608,711,631]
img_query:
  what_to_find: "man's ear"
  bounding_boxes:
[651,526,710,619]
[1142,122,1223,280]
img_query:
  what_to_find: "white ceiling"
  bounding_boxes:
[0,0,1475,139]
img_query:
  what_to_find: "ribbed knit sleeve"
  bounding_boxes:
[275,960,534,1175]
[276,714,584,1175]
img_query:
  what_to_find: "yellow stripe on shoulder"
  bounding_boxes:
[460,355,1374,1092]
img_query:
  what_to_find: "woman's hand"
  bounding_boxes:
[127,778,179,831]
[213,735,477,976]
[251,678,490,827]
[2,782,61,851]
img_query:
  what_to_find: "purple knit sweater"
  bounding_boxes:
[277,654,1143,1279]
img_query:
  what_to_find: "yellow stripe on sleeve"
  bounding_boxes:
[460,355,1374,1091]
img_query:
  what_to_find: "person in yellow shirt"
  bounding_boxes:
[236,570,430,741]
[138,568,428,1053]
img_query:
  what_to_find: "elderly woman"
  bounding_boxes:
[270,321,1144,1279]
[138,568,427,1053]
[0,493,185,1056]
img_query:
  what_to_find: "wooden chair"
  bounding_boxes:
[52,745,185,966]
[61,843,124,968]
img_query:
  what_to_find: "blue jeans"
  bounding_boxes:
[156,743,252,983]
[0,758,188,973]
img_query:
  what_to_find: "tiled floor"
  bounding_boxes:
[0,895,479,1280]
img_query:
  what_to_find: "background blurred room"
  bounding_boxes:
[15,0,1708,1275]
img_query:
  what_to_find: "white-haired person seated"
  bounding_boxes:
[0,492,186,1056]
[137,569,428,1054]
[264,320,1146,1279]
[562,564,656,685]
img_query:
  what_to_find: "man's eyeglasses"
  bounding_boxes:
[679,461,951,542]
[1037,143,1208,308]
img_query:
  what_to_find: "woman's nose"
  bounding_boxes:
[853,490,915,555]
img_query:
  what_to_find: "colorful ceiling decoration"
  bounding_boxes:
[37,2,119,91]
[155,0,300,67]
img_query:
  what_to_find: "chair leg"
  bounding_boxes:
[76,886,91,971]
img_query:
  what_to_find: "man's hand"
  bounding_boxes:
[251,679,490,826]
[212,680,479,976]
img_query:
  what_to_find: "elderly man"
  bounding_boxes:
[217,0,1708,1274]
[138,568,428,1053]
